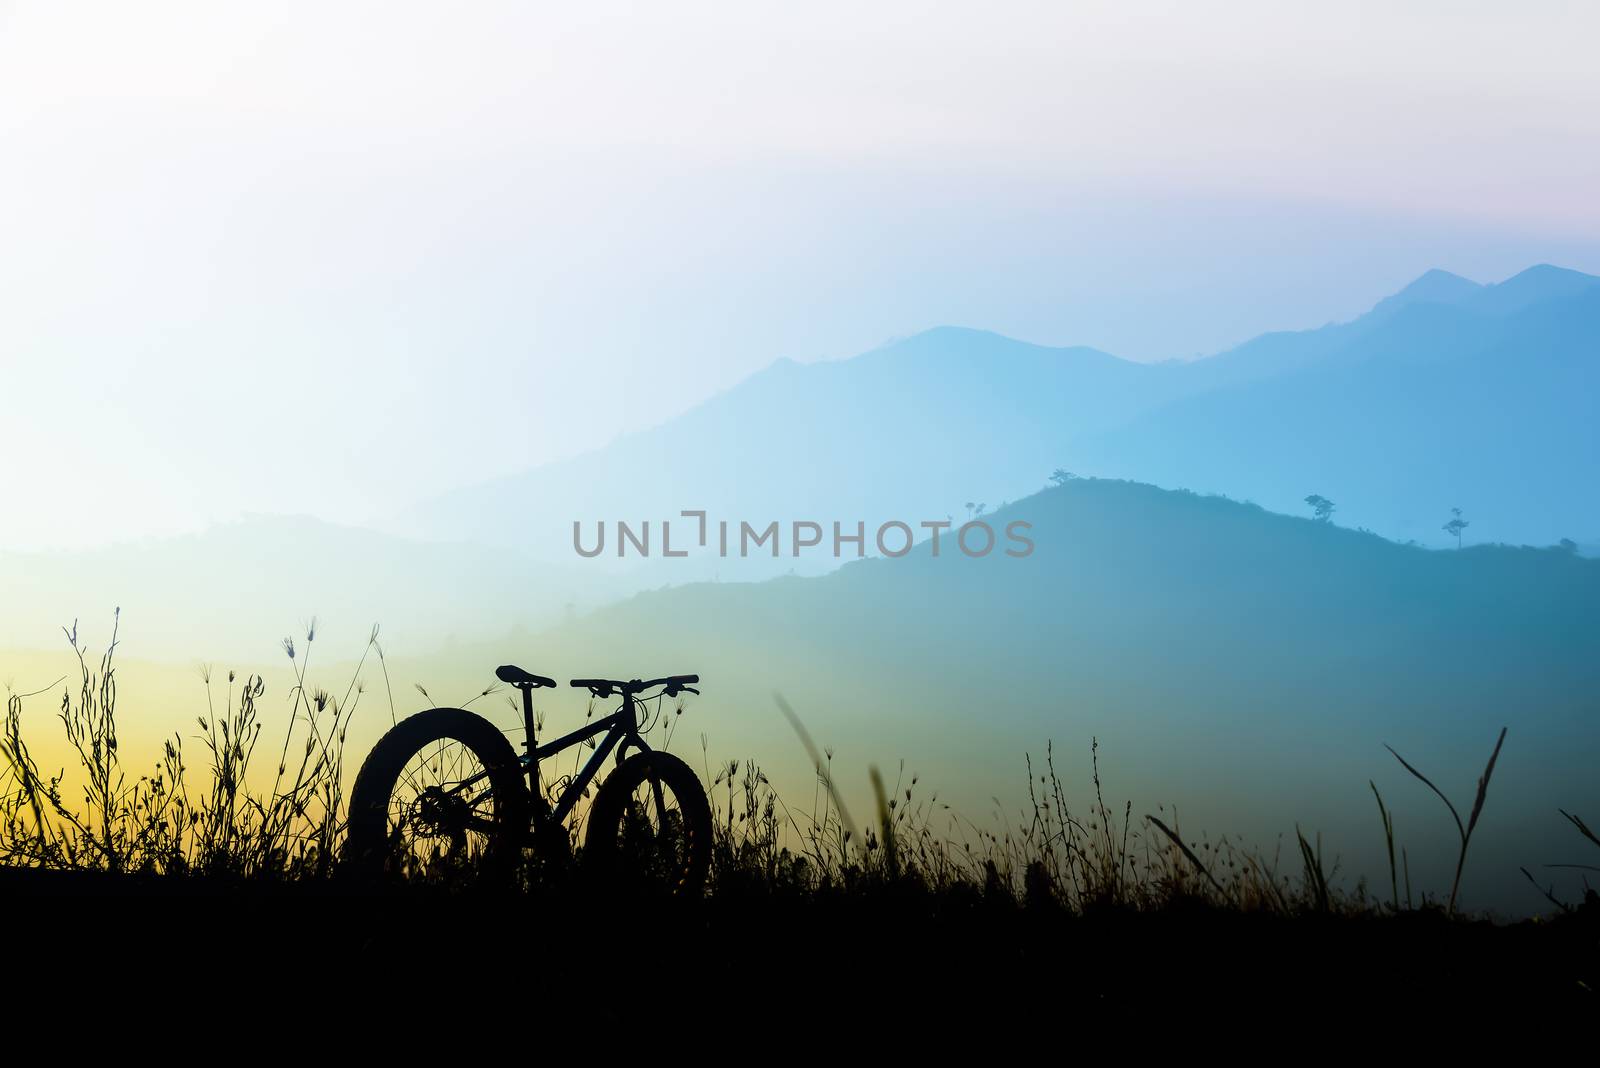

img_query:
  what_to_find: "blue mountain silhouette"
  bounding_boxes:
[398,265,1600,556]
[1079,280,1600,544]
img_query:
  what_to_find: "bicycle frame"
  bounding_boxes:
[518,685,650,828]
[442,684,651,836]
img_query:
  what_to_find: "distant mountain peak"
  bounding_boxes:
[887,325,1012,348]
[1474,263,1600,316]
[873,325,1122,366]
[1410,266,1479,287]
[1364,264,1600,322]
[1368,268,1482,318]
[1503,262,1590,282]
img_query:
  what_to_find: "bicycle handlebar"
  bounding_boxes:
[570,674,700,697]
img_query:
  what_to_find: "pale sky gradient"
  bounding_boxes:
[3,1,1599,548]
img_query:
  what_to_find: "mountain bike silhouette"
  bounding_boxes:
[345,666,712,892]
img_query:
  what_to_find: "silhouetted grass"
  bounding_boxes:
[0,618,1594,939]
[0,612,355,878]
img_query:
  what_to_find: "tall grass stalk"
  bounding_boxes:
[1385,727,1507,915]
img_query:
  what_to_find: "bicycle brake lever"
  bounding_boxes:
[680,686,700,696]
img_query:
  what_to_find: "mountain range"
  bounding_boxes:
[4,264,1594,659]
[394,264,1600,559]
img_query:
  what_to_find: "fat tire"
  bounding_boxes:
[344,707,530,879]
[584,750,712,896]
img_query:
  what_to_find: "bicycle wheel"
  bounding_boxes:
[584,750,712,895]
[345,707,530,880]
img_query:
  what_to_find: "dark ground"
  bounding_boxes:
[3,868,1594,1021]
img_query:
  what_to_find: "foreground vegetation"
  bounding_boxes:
[2,617,1595,1010]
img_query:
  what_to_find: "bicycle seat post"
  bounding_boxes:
[518,683,538,788]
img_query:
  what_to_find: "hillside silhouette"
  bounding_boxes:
[0,515,629,659]
[501,478,1600,911]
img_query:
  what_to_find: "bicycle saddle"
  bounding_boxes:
[495,664,557,688]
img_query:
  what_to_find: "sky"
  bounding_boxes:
[3,1,1600,549]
